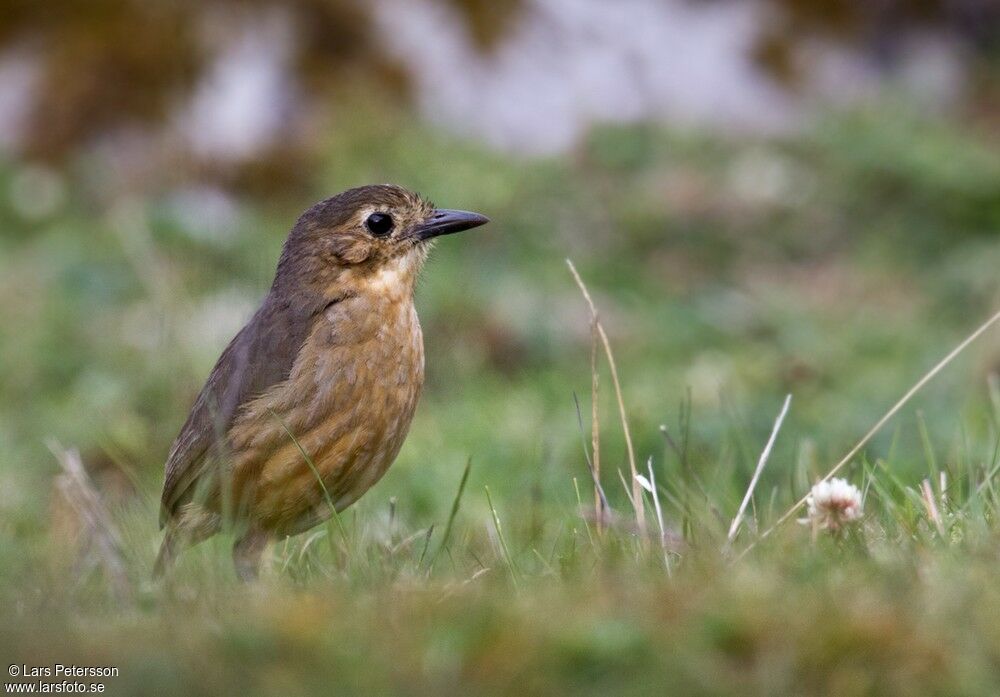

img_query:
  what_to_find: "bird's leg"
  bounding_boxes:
[232,526,269,582]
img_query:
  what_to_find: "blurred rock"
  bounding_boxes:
[0,0,991,173]
[0,45,39,153]
[177,8,298,164]
[375,0,798,153]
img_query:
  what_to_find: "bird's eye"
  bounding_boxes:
[365,212,394,237]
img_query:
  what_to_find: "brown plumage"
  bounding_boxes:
[155,184,489,580]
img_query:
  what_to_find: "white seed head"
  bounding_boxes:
[802,477,863,532]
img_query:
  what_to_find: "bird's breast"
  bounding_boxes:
[227,293,424,533]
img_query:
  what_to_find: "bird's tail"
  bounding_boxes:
[152,528,179,580]
[153,511,221,579]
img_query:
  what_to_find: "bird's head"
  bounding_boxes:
[275,184,489,298]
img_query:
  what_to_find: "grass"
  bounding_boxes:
[2,101,1000,695]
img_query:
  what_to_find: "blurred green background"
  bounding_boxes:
[1,1,1000,695]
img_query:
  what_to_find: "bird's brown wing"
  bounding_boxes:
[160,293,317,527]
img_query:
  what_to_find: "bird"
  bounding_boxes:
[154,184,489,580]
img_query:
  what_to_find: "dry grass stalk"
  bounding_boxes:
[573,393,612,518]
[921,478,946,537]
[636,458,670,572]
[590,312,603,532]
[566,258,645,536]
[47,440,132,601]
[742,307,1000,558]
[727,394,792,544]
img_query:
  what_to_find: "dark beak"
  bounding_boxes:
[414,209,490,241]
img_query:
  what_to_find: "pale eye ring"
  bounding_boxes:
[365,212,394,237]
